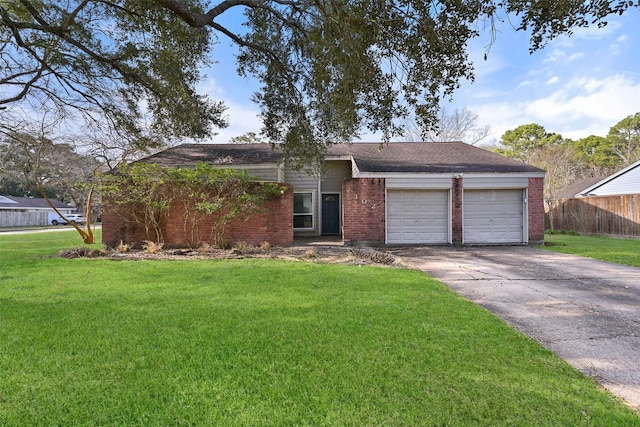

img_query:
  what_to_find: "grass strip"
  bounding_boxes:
[542,232,640,267]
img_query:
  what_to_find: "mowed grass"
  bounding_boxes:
[543,232,640,267]
[1,231,638,426]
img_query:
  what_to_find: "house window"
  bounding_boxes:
[293,192,314,229]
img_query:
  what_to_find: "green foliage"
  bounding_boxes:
[4,1,638,168]
[0,132,99,205]
[545,229,580,236]
[1,231,639,425]
[574,135,621,171]
[101,162,287,247]
[229,132,266,144]
[101,162,172,243]
[607,112,640,165]
[1,0,226,144]
[570,113,640,176]
[495,123,563,162]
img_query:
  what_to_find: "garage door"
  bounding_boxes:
[464,189,524,244]
[387,190,449,244]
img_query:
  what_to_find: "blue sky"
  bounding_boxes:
[200,9,640,145]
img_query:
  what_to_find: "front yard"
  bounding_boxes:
[542,232,640,267]
[0,231,638,425]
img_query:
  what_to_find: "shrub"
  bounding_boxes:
[142,240,164,253]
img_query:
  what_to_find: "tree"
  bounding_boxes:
[2,1,638,170]
[573,135,620,175]
[529,143,584,230]
[606,112,640,166]
[402,107,490,145]
[101,162,286,247]
[1,0,227,146]
[495,123,563,163]
[0,130,100,243]
[229,132,266,144]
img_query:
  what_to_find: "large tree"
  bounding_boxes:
[402,107,491,145]
[2,1,638,169]
[606,112,640,166]
[0,130,101,243]
[494,123,563,163]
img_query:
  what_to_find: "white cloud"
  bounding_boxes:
[196,76,263,143]
[566,52,584,62]
[543,48,566,63]
[209,101,263,143]
[471,74,640,141]
[546,76,559,85]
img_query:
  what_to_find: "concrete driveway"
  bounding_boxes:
[389,245,640,411]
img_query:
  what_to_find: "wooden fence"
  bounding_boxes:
[547,195,640,237]
[0,211,49,227]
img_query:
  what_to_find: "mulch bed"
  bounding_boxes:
[54,244,402,267]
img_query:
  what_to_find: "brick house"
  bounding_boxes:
[102,142,545,247]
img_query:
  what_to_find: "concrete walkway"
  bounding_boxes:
[389,245,640,411]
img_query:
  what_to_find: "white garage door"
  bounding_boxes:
[387,190,449,244]
[464,189,524,244]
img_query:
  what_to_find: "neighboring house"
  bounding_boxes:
[102,142,546,247]
[0,195,75,227]
[575,160,640,197]
[548,161,640,236]
[555,177,606,200]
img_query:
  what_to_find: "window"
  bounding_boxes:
[293,192,314,229]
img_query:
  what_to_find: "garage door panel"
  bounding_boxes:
[387,190,449,244]
[464,190,524,244]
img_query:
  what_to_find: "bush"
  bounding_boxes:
[545,229,580,236]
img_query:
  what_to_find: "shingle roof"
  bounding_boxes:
[137,142,544,174]
[0,196,73,210]
[137,144,282,168]
[556,176,606,199]
[328,142,544,173]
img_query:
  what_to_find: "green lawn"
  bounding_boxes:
[1,231,638,426]
[542,232,640,267]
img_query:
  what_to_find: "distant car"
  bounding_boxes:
[51,214,86,225]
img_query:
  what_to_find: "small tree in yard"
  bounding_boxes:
[102,163,286,247]
[101,163,173,244]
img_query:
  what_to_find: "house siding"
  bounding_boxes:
[236,165,281,182]
[285,168,321,236]
[343,178,386,244]
[321,161,351,193]
[584,167,640,196]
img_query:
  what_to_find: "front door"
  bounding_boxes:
[321,194,340,235]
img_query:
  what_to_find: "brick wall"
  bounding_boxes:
[528,177,545,244]
[451,177,463,244]
[101,201,148,248]
[342,178,386,244]
[102,184,293,248]
[226,189,293,246]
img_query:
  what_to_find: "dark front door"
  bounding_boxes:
[321,194,340,235]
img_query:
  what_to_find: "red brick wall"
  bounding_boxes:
[342,178,386,244]
[528,177,545,244]
[451,177,463,244]
[451,178,464,245]
[101,201,148,248]
[226,189,293,246]
[102,184,293,248]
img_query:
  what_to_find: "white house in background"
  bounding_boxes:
[576,160,640,197]
[0,196,74,227]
